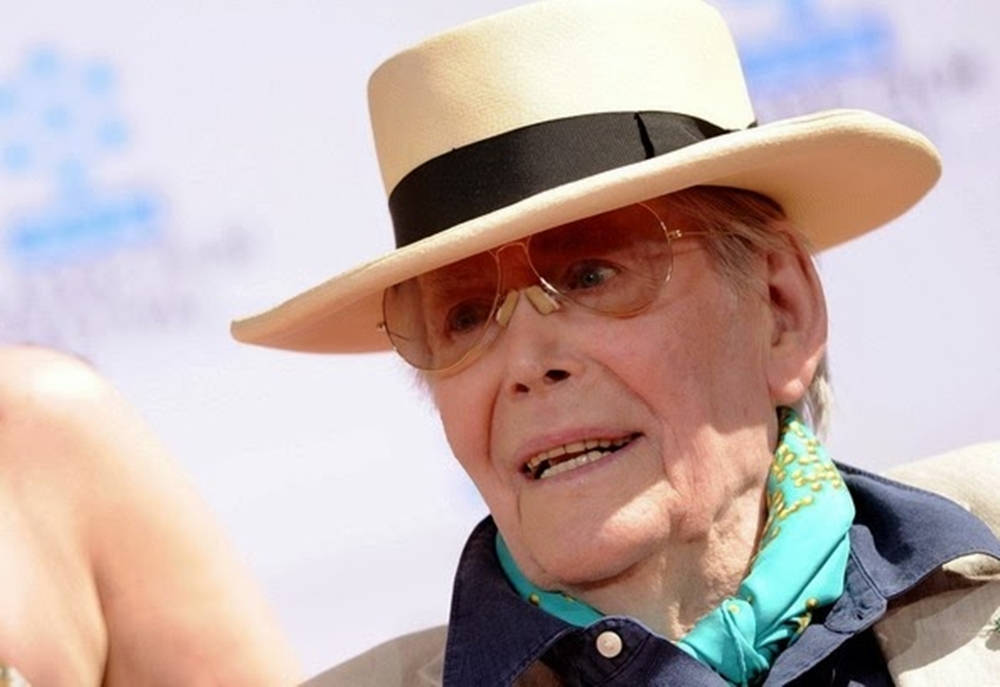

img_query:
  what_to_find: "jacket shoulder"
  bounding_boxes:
[883,441,1000,537]
[300,626,447,687]
[876,442,1000,686]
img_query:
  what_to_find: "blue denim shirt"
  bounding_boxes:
[441,464,1000,686]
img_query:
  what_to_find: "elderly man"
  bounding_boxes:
[233,0,1000,684]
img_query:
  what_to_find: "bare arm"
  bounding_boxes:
[0,346,301,686]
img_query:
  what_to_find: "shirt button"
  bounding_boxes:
[595,630,623,658]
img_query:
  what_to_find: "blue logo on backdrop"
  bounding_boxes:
[0,47,252,355]
[716,0,986,135]
[0,47,162,265]
[722,0,893,94]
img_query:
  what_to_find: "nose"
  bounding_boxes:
[495,285,580,396]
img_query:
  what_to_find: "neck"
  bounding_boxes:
[564,477,769,640]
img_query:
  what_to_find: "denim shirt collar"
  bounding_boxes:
[442,464,1000,686]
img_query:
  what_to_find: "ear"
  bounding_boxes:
[764,238,828,407]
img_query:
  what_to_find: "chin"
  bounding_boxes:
[520,515,668,589]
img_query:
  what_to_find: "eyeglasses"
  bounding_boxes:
[380,202,709,371]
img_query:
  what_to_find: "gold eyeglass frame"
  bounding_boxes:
[378,202,712,373]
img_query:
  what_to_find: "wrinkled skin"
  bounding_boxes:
[428,203,827,638]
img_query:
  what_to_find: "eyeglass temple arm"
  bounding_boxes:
[668,229,714,240]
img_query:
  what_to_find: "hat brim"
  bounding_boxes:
[231,108,940,354]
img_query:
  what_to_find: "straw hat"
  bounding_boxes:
[231,0,940,354]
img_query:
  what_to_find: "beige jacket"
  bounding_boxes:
[305,442,1000,687]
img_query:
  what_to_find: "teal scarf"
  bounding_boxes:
[496,408,855,686]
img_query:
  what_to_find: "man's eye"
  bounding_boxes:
[561,260,620,291]
[444,300,492,336]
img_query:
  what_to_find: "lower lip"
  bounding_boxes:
[526,436,641,485]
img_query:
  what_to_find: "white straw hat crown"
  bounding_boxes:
[369,0,754,194]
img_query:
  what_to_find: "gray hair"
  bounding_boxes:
[656,186,832,437]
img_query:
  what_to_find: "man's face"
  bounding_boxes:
[427,202,781,589]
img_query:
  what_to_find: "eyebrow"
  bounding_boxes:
[422,261,494,286]
[419,266,496,302]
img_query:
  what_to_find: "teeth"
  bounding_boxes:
[539,450,607,479]
[525,433,638,477]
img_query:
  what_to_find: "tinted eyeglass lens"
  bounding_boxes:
[383,203,673,370]
[529,204,672,316]
[383,250,501,370]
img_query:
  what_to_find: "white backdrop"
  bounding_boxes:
[1,0,998,674]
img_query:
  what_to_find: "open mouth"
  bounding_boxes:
[522,432,642,480]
